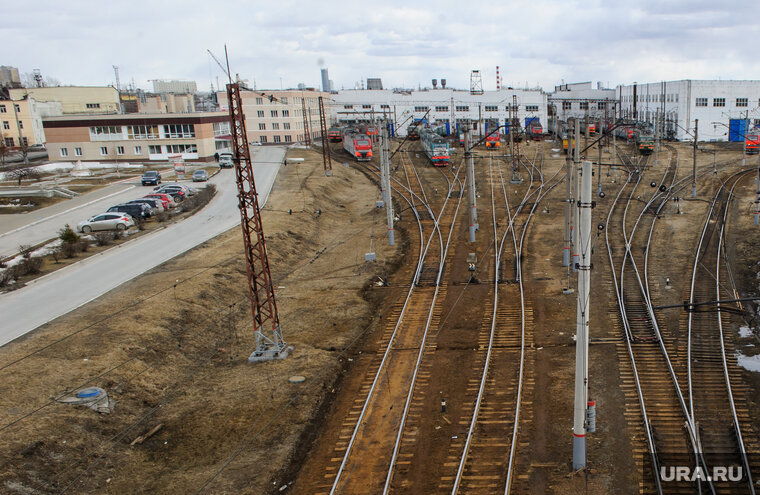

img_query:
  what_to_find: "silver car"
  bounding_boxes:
[77,213,135,233]
[192,169,208,182]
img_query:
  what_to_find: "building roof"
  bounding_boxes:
[42,111,229,127]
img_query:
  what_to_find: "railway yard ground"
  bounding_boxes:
[1,136,760,494]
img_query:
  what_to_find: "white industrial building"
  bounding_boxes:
[330,88,548,139]
[547,82,617,135]
[616,80,760,142]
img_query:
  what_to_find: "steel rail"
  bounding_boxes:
[330,153,464,494]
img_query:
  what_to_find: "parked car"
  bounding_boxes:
[77,213,135,233]
[141,170,162,186]
[219,152,234,168]
[156,183,195,196]
[107,203,151,219]
[192,169,208,182]
[143,193,175,208]
[126,198,165,214]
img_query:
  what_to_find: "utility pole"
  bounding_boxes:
[318,96,332,176]
[227,82,290,362]
[583,103,589,151]
[692,119,698,198]
[11,101,28,165]
[597,129,603,196]
[511,95,522,183]
[611,105,616,175]
[464,127,477,242]
[572,159,593,470]
[382,125,395,245]
[654,108,659,168]
[572,118,580,272]
[301,96,311,146]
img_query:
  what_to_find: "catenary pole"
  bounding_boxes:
[572,118,580,272]
[464,127,477,242]
[692,119,698,198]
[572,160,593,470]
[382,125,395,245]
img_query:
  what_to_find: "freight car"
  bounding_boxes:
[420,128,450,166]
[342,128,373,161]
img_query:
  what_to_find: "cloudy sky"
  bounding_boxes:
[3,0,757,92]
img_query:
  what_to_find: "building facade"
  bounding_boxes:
[216,88,329,145]
[0,66,21,89]
[616,80,760,142]
[331,88,548,138]
[151,80,198,94]
[0,97,61,147]
[43,112,231,162]
[547,82,617,135]
[9,86,121,115]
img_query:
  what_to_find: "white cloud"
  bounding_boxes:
[2,0,758,92]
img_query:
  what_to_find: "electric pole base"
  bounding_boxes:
[572,434,586,471]
[248,344,294,363]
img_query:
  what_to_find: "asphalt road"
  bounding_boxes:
[0,146,285,347]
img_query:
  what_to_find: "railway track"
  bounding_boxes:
[315,147,465,494]
[683,170,758,494]
[608,143,759,493]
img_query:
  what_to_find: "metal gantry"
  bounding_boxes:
[318,96,332,176]
[226,82,289,362]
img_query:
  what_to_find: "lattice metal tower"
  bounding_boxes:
[510,95,522,183]
[470,70,484,95]
[227,83,290,362]
[318,96,332,176]
[301,97,311,146]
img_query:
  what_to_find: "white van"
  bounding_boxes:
[219,152,234,168]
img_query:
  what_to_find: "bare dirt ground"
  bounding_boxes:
[0,147,402,494]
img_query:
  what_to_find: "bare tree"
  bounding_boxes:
[7,166,42,186]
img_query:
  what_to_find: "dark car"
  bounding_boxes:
[141,170,162,186]
[126,198,164,214]
[107,203,151,219]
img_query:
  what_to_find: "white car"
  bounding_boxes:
[77,213,135,233]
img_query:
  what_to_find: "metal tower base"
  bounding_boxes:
[248,344,294,363]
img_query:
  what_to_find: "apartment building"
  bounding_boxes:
[216,88,329,144]
[43,112,232,162]
[0,97,61,147]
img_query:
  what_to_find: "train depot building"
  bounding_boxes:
[331,87,548,139]
[616,79,760,142]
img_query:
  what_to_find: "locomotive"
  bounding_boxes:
[342,128,373,161]
[484,119,501,148]
[328,127,343,142]
[407,122,421,140]
[420,128,450,166]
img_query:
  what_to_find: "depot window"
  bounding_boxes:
[484,106,498,112]
[695,98,707,107]
[713,98,725,107]
[455,105,469,112]
[526,105,539,112]
[362,105,371,109]
[736,98,748,107]
[579,102,589,110]
[562,101,572,110]
[86,103,101,109]
[414,106,429,112]
[435,106,448,112]
[380,104,390,109]
[344,105,353,109]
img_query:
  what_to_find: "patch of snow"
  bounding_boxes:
[739,326,753,338]
[735,351,760,372]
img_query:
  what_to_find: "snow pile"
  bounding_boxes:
[0,161,145,180]
[735,351,760,373]
[738,326,754,338]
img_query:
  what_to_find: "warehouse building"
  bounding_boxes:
[330,87,548,138]
[151,79,198,94]
[616,80,760,142]
[216,88,329,145]
[43,112,231,162]
[547,82,617,135]
[9,86,120,115]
